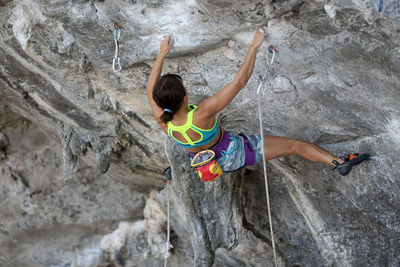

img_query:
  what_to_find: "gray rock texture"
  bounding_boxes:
[1,0,400,266]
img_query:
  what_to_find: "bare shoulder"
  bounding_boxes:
[193,103,217,128]
[196,99,217,118]
[196,80,243,116]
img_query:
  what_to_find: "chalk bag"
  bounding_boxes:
[191,150,223,182]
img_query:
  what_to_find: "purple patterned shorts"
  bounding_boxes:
[190,131,264,172]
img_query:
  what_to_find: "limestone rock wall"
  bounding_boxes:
[1,0,400,266]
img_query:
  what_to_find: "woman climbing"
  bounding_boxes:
[146,28,369,179]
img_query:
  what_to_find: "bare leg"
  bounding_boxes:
[264,135,343,167]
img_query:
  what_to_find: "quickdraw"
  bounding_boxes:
[377,0,383,12]
[113,23,122,72]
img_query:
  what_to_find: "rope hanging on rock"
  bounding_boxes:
[163,167,173,267]
[219,43,278,265]
[113,23,122,72]
[257,45,278,267]
[222,43,278,265]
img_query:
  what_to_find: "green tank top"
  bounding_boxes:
[167,105,219,148]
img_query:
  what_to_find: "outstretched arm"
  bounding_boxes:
[198,28,266,118]
[146,36,173,124]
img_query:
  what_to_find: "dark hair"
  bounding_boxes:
[153,74,186,123]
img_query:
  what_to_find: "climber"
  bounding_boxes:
[146,28,369,178]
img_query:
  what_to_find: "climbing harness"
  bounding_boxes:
[163,167,173,267]
[377,0,383,12]
[112,23,122,72]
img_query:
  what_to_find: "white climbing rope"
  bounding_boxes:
[257,45,278,267]
[163,167,173,267]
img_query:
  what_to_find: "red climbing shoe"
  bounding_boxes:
[332,153,370,176]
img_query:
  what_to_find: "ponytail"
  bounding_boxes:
[161,108,174,123]
[153,74,186,124]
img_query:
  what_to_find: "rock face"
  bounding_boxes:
[1,0,400,266]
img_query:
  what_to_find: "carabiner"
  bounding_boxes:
[113,57,122,72]
[163,167,172,181]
